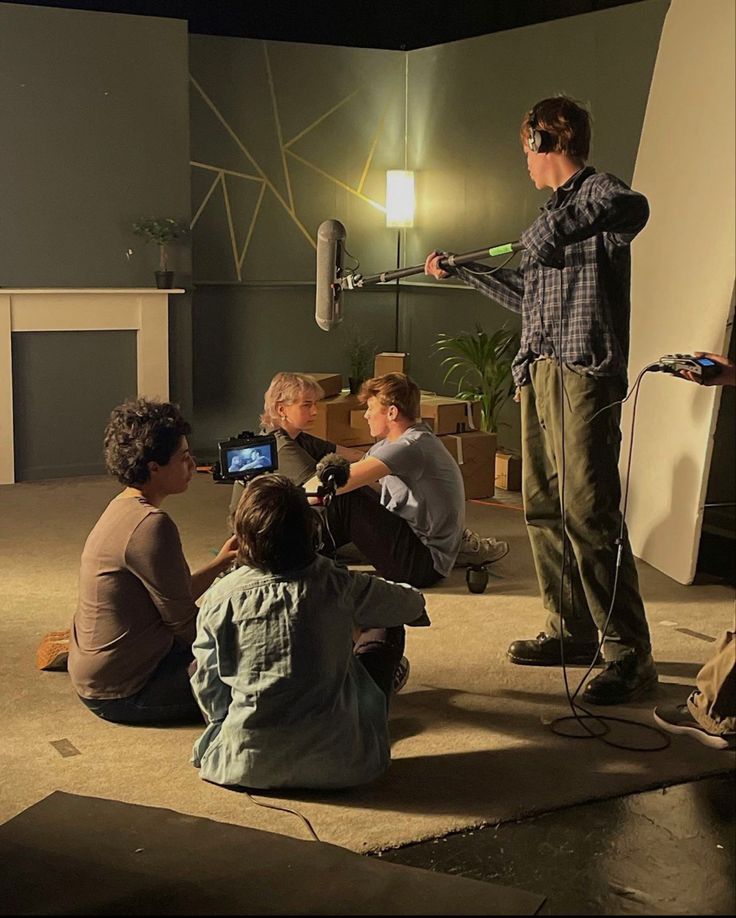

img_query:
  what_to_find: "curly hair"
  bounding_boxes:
[103,398,191,485]
[520,95,592,162]
[233,474,316,573]
[260,372,325,431]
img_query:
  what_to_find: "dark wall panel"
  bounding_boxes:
[0,2,191,289]
[12,331,137,480]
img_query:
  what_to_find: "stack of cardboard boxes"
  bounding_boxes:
[299,354,501,499]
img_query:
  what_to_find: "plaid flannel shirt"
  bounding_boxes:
[452,166,649,388]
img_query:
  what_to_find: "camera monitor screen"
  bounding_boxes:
[217,434,278,481]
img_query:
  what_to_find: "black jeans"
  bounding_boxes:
[323,487,441,588]
[355,625,406,705]
[79,643,203,726]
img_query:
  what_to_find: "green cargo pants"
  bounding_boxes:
[521,360,651,660]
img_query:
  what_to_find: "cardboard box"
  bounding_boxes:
[373,352,409,377]
[440,431,497,500]
[420,395,481,435]
[349,409,374,443]
[495,450,522,491]
[313,393,373,447]
[302,373,342,399]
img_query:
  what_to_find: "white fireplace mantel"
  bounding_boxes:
[1,288,184,484]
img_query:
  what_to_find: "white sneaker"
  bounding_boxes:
[454,528,509,567]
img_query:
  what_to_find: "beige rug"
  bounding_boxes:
[1,474,733,852]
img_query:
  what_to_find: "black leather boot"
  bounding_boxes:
[507,632,600,666]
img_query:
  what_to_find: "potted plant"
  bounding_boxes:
[433,323,519,433]
[132,217,184,289]
[344,328,376,395]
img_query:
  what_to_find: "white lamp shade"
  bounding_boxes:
[385,170,415,228]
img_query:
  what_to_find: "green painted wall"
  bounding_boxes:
[188,0,669,456]
[0,2,193,478]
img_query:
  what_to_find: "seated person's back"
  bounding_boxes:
[191,474,429,790]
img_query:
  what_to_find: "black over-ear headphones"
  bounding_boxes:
[527,105,553,154]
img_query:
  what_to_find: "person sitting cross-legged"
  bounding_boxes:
[190,474,430,790]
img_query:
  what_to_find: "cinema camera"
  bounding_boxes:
[211,431,278,483]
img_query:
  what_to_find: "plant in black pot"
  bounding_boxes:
[344,329,376,395]
[132,217,184,289]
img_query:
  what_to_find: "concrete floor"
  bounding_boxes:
[378,774,735,915]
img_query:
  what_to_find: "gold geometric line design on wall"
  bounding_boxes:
[283,88,361,149]
[190,55,398,281]
[238,181,267,272]
[190,169,222,230]
[191,160,262,182]
[285,149,386,212]
[220,173,242,282]
[357,100,391,196]
[189,74,315,250]
[263,42,295,215]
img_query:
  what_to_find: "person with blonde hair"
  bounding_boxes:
[228,371,363,520]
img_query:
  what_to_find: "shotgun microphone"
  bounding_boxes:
[315,219,346,331]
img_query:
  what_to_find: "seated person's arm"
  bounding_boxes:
[349,569,431,628]
[190,535,237,599]
[126,513,200,644]
[190,614,231,726]
[337,456,391,494]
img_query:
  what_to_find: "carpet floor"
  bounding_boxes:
[1,474,733,852]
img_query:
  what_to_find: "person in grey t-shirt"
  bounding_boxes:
[323,373,509,587]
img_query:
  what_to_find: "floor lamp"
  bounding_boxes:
[385,170,415,353]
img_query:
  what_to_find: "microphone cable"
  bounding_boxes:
[242,790,321,842]
[541,268,670,751]
[549,360,670,750]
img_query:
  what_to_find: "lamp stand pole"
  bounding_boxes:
[394,231,401,353]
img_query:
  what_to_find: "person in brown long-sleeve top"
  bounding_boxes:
[68,398,236,725]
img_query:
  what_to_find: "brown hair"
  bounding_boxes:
[359,372,420,422]
[233,474,316,573]
[260,372,325,431]
[520,95,591,162]
[103,398,191,486]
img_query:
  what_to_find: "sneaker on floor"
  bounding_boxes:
[653,704,735,750]
[392,656,411,694]
[582,652,658,705]
[454,528,509,567]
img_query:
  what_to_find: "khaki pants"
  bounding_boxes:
[521,361,651,660]
[688,630,736,734]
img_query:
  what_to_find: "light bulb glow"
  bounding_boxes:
[385,170,415,228]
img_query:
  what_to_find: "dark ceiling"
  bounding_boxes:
[8,0,648,49]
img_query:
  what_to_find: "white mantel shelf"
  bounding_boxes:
[1,288,185,484]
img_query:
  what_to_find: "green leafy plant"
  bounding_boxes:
[344,328,376,384]
[433,323,519,433]
[132,217,184,272]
